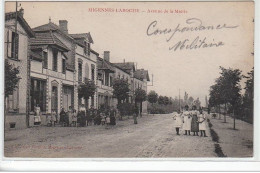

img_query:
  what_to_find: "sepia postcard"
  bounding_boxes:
[2,1,255,160]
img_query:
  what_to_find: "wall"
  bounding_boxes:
[4,19,29,129]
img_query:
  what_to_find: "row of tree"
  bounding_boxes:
[209,66,254,129]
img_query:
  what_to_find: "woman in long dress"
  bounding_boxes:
[198,109,207,137]
[182,105,192,135]
[173,110,182,135]
[68,106,73,126]
[191,106,199,136]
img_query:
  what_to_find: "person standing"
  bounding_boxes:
[173,110,182,135]
[191,106,199,136]
[182,105,192,135]
[51,109,57,127]
[198,109,207,137]
[34,104,41,125]
[60,108,66,126]
[67,106,73,127]
[72,109,77,127]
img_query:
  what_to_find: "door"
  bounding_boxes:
[51,86,58,113]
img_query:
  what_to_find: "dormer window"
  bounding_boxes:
[84,41,90,56]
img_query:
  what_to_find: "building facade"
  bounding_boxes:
[96,51,115,109]
[70,32,98,110]
[4,10,35,129]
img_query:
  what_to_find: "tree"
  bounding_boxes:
[5,61,20,98]
[112,78,129,104]
[113,78,130,120]
[78,79,96,110]
[209,67,242,129]
[163,96,169,105]
[134,88,147,117]
[242,68,254,123]
[148,91,158,104]
[147,90,158,115]
[194,98,201,109]
[5,61,20,132]
[158,96,164,105]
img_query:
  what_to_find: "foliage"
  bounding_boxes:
[209,66,243,128]
[5,61,20,98]
[78,79,96,104]
[112,78,130,103]
[117,102,134,117]
[134,88,147,103]
[158,95,164,105]
[147,90,158,104]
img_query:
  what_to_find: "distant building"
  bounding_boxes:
[134,69,150,114]
[4,9,35,129]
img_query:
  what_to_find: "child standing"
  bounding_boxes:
[198,109,207,137]
[172,110,182,135]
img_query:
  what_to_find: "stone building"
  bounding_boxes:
[70,33,98,109]
[4,9,35,129]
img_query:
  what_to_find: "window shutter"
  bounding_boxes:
[15,33,19,59]
[7,30,12,57]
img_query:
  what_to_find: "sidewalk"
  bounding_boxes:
[210,115,253,157]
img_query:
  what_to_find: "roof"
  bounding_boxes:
[134,69,150,81]
[5,11,35,38]
[113,62,135,72]
[33,22,74,41]
[70,33,93,44]
[90,49,99,56]
[30,31,70,51]
[97,57,115,73]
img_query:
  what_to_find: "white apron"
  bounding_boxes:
[182,111,191,130]
[173,113,182,128]
[198,113,207,130]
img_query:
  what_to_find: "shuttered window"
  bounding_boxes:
[5,30,19,59]
[62,59,66,74]
[52,49,58,71]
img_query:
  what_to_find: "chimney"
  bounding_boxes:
[19,8,24,17]
[123,59,125,63]
[104,51,110,62]
[59,20,68,34]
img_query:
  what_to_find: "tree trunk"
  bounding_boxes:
[140,101,142,118]
[218,105,221,120]
[233,108,236,130]
[224,103,227,123]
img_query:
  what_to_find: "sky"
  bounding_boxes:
[5,2,254,106]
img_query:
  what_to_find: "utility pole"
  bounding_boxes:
[179,89,180,111]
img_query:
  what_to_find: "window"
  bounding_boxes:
[105,73,109,86]
[30,78,46,112]
[84,42,90,56]
[52,49,58,71]
[91,65,95,81]
[62,59,66,74]
[43,51,48,68]
[110,76,113,86]
[5,30,19,59]
[78,62,82,82]
[7,83,19,112]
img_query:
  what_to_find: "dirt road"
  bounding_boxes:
[5,114,216,158]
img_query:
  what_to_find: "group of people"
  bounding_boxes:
[172,105,208,137]
[45,106,117,127]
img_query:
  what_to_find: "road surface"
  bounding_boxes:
[5,114,216,158]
